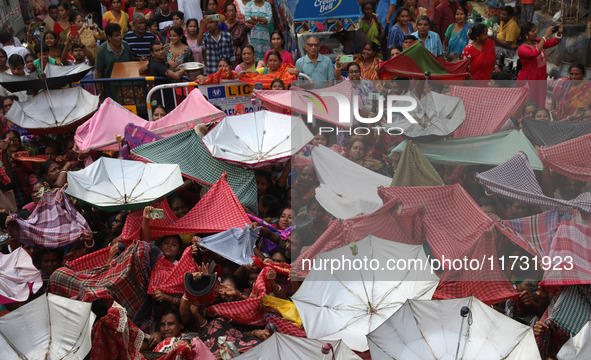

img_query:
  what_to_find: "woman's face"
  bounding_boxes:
[271,33,283,50]
[534,109,550,121]
[135,0,145,9]
[349,140,366,160]
[149,22,159,33]
[363,44,376,60]
[171,197,189,218]
[363,4,373,18]
[218,61,230,72]
[348,64,361,80]
[44,33,56,47]
[111,213,126,234]
[26,56,36,71]
[527,26,538,41]
[523,104,537,119]
[311,133,327,146]
[298,166,317,187]
[267,55,281,71]
[241,47,254,63]
[169,30,181,44]
[187,21,198,35]
[58,6,67,19]
[278,208,292,230]
[111,0,122,11]
[3,99,14,115]
[172,15,183,27]
[390,48,401,58]
[569,67,584,81]
[153,107,166,120]
[226,5,236,20]
[0,52,6,67]
[46,162,61,182]
[5,131,20,153]
[398,10,410,25]
[455,9,466,23]
[40,252,61,276]
[271,252,287,263]
[207,0,217,11]
[160,236,181,261]
[160,314,183,339]
[219,280,241,302]
[74,15,84,28]
[271,81,284,90]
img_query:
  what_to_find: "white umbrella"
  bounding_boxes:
[65,157,183,211]
[5,87,99,135]
[234,333,362,360]
[0,247,43,304]
[0,293,96,360]
[367,296,539,360]
[292,235,440,352]
[202,111,313,169]
[386,91,466,138]
[558,321,591,360]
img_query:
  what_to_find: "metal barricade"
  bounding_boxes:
[145,81,198,120]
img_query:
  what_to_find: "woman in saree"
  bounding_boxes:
[346,138,385,174]
[387,6,413,50]
[238,50,298,89]
[358,1,385,58]
[552,64,591,121]
[444,6,470,57]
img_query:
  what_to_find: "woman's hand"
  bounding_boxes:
[148,331,162,348]
[252,329,271,340]
[190,236,202,256]
[543,26,554,40]
[143,205,154,220]
[556,23,563,37]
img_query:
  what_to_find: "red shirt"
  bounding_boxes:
[433,0,458,41]
[462,38,496,81]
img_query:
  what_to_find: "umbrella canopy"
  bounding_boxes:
[202,111,312,168]
[5,88,99,135]
[235,333,362,360]
[391,130,544,170]
[0,247,43,304]
[522,118,591,147]
[387,91,465,138]
[0,63,93,92]
[367,296,539,360]
[65,157,183,211]
[292,235,440,352]
[0,293,96,360]
[198,225,257,265]
[311,144,392,219]
[557,320,591,360]
[381,41,470,80]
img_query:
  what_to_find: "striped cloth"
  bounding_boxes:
[475,152,591,214]
[132,129,258,212]
[450,86,528,138]
[207,267,271,326]
[391,141,444,187]
[264,313,307,338]
[541,219,591,286]
[496,210,560,259]
[522,118,591,147]
[49,241,151,321]
[546,285,591,336]
[539,133,591,182]
[6,188,92,248]
[378,185,519,304]
[148,246,198,295]
[121,174,250,242]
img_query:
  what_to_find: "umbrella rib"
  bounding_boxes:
[0,331,29,359]
[408,301,440,360]
[43,90,59,126]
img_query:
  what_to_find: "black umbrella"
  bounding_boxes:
[0,63,93,92]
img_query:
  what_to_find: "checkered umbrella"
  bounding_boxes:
[202,111,312,169]
[0,293,96,360]
[367,296,539,360]
[292,235,440,352]
[65,157,183,211]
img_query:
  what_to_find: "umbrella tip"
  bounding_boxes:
[460,306,470,317]
[321,343,334,356]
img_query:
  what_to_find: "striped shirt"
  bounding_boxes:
[411,30,444,57]
[123,31,157,59]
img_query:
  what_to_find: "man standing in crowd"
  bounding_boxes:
[199,11,235,75]
[411,16,443,58]
[433,0,458,41]
[0,31,29,64]
[95,23,134,79]
[295,36,334,86]
[492,6,520,58]
[147,40,185,112]
[124,13,156,60]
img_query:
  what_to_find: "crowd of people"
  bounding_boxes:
[0,0,590,359]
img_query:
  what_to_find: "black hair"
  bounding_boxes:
[218,57,231,67]
[290,227,315,248]
[221,274,241,289]
[392,45,403,52]
[186,18,199,28]
[241,44,255,55]
[57,1,70,11]
[361,0,375,12]
[160,308,182,324]
[518,22,535,43]
[169,25,187,45]
[0,31,12,45]
[266,50,283,63]
[469,23,487,41]
[40,159,58,176]
[366,41,380,53]
[270,78,285,89]
[204,10,217,16]
[260,194,281,218]
[152,104,166,113]
[171,10,184,20]
[501,6,514,17]
[403,34,418,42]
[0,48,7,59]
[35,43,50,54]
[150,39,164,51]
[396,6,411,22]
[72,42,85,50]
[48,4,58,10]
[456,6,469,17]
[69,11,83,24]
[534,107,550,118]
[347,61,361,72]
[270,30,285,48]
[225,2,236,12]
[25,53,37,61]
[570,63,586,77]
[105,23,122,38]
[255,169,273,184]
[8,54,24,68]
[155,234,183,251]
[146,18,158,29]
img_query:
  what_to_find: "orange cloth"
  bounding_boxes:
[238,63,297,89]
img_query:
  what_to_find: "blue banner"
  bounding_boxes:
[287,0,361,20]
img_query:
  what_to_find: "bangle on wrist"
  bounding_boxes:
[541,36,547,42]
[555,33,562,39]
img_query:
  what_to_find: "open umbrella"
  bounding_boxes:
[5,87,99,135]
[0,293,96,360]
[202,111,313,169]
[0,247,43,304]
[234,333,362,360]
[0,63,93,92]
[387,91,466,138]
[367,296,539,360]
[292,235,440,352]
[65,157,183,211]
[557,320,591,360]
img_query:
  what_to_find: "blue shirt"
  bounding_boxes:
[411,30,444,57]
[295,54,335,84]
[376,0,397,27]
